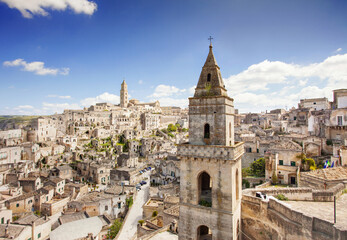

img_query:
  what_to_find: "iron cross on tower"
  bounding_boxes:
[208,36,213,45]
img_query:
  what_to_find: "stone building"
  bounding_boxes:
[178,44,244,240]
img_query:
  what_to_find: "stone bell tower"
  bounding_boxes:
[120,80,128,108]
[178,43,244,240]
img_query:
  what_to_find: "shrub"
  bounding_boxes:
[138,220,144,226]
[106,219,123,238]
[199,200,212,207]
[276,194,288,201]
[152,211,158,217]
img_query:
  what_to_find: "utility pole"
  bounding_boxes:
[334,196,336,224]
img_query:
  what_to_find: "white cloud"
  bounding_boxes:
[335,48,342,53]
[17,105,34,109]
[299,79,308,87]
[224,53,347,94]
[223,53,347,112]
[138,80,143,84]
[155,97,188,108]
[149,84,187,98]
[47,95,71,99]
[0,0,97,18]
[42,102,80,113]
[80,92,120,106]
[4,59,69,76]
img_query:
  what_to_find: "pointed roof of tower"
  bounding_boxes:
[121,79,127,86]
[194,44,227,97]
[203,43,219,68]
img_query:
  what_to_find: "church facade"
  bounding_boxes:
[178,43,244,240]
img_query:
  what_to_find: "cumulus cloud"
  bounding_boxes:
[224,53,347,94]
[149,84,188,98]
[42,102,80,113]
[3,59,69,76]
[0,0,97,18]
[223,53,347,112]
[80,92,120,106]
[154,97,188,108]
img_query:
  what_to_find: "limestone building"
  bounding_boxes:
[178,43,244,240]
[120,80,129,108]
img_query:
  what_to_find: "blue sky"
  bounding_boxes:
[0,0,346,115]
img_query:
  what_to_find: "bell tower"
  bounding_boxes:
[120,80,128,108]
[178,43,244,240]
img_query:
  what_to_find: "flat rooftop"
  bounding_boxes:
[285,193,347,230]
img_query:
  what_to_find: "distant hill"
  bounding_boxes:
[0,115,41,130]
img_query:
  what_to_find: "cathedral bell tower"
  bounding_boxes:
[120,80,128,108]
[178,43,244,240]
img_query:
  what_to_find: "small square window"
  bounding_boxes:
[279,160,283,165]
[291,161,296,166]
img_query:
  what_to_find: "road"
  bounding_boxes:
[116,172,150,240]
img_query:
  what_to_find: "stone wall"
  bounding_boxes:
[177,142,244,161]
[242,195,347,240]
[246,183,347,202]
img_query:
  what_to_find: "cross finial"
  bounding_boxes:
[208,36,213,46]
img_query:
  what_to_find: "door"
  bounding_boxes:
[290,177,296,185]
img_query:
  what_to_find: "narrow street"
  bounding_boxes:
[116,172,150,240]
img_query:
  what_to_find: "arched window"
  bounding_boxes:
[197,225,212,240]
[236,168,239,200]
[207,73,211,82]
[204,124,210,139]
[198,172,212,207]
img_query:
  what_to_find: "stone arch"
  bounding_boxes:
[204,123,210,139]
[198,171,212,207]
[207,73,211,82]
[197,225,212,240]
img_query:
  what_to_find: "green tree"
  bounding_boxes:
[106,219,123,239]
[249,158,266,177]
[167,124,177,132]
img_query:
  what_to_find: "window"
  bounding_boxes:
[204,124,210,139]
[16,203,19,207]
[1,217,4,224]
[198,172,212,207]
[337,116,343,126]
[207,73,211,82]
[246,148,252,153]
[279,160,283,165]
[257,149,259,153]
[294,116,297,120]
[291,161,296,166]
[38,233,41,239]
[118,202,121,209]
[105,205,108,211]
